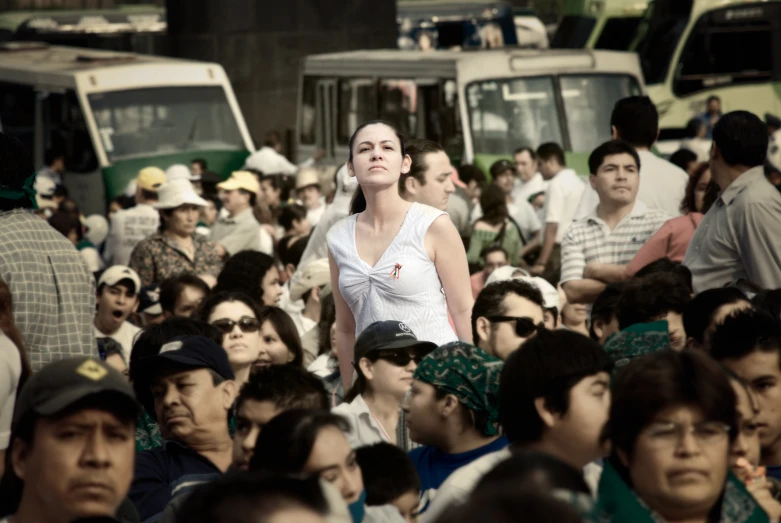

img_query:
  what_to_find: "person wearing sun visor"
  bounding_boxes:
[93,265,142,364]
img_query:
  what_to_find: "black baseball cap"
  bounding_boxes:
[354,321,438,363]
[490,159,515,178]
[134,335,235,382]
[13,357,138,428]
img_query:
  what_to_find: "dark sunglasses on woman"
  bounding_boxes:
[375,347,433,367]
[212,316,260,335]
[486,316,544,338]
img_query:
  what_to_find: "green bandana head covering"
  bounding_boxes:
[0,173,38,210]
[413,341,503,436]
[604,321,672,374]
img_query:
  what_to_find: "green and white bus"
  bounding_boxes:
[633,0,781,141]
[296,48,644,176]
[0,42,253,215]
[551,0,649,50]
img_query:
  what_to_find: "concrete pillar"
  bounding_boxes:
[165,0,397,152]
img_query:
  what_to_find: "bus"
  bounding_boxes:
[0,5,166,55]
[0,42,253,216]
[551,0,649,50]
[296,48,644,176]
[633,0,781,141]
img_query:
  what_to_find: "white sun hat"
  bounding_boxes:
[154,179,207,209]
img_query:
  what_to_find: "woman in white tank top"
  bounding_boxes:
[327,121,473,384]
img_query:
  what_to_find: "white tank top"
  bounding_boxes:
[327,202,457,346]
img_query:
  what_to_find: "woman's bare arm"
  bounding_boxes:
[329,251,357,386]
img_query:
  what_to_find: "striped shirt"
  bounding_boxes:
[560,201,670,285]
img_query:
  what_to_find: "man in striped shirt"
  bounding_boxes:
[561,141,670,305]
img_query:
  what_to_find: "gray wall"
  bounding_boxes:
[165,0,397,153]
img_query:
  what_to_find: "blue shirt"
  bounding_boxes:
[129,440,223,523]
[409,436,508,514]
[766,465,781,482]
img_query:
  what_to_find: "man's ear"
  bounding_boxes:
[475,317,492,348]
[404,176,418,196]
[440,394,460,419]
[11,439,30,481]
[611,125,619,140]
[589,174,598,190]
[534,397,557,430]
[221,380,238,409]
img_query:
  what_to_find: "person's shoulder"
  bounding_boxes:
[326,214,355,243]
[641,152,689,179]
[135,445,169,470]
[644,208,674,223]
[446,448,511,485]
[408,445,433,462]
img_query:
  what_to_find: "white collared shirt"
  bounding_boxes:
[512,172,548,204]
[331,394,393,448]
[560,200,670,286]
[543,168,585,243]
[574,150,688,221]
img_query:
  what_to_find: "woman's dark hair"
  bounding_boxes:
[257,306,304,368]
[478,184,509,226]
[177,472,327,523]
[472,450,591,500]
[436,490,583,523]
[317,293,336,357]
[344,350,383,403]
[348,120,406,215]
[618,272,692,330]
[278,204,308,232]
[0,133,35,211]
[752,289,781,321]
[260,174,294,204]
[0,278,32,392]
[195,291,263,334]
[249,409,350,475]
[605,349,737,484]
[634,258,693,294]
[356,443,420,505]
[680,162,719,214]
[159,274,210,315]
[589,282,625,341]
[57,199,80,219]
[216,251,276,305]
[683,287,751,346]
[47,212,83,242]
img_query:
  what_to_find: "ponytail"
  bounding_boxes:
[350,185,367,215]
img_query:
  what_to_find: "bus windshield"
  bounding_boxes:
[467,76,564,155]
[634,0,693,84]
[88,85,244,162]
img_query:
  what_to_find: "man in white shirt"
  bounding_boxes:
[471,160,541,245]
[211,171,262,258]
[287,258,331,356]
[561,141,670,305]
[512,146,548,205]
[104,167,166,266]
[421,330,612,522]
[93,265,142,363]
[530,143,585,285]
[574,96,688,221]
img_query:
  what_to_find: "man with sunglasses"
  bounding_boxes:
[472,279,545,361]
[333,320,437,450]
[129,336,237,522]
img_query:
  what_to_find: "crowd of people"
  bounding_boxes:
[0,93,780,523]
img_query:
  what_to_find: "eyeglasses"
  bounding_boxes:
[212,317,260,335]
[643,421,731,449]
[486,316,544,338]
[375,348,431,367]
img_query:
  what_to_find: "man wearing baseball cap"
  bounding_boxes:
[295,167,325,227]
[0,357,138,523]
[129,335,237,522]
[333,320,437,449]
[93,265,142,364]
[211,171,262,258]
[105,166,166,266]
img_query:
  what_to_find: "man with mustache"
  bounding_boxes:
[129,336,237,522]
[0,357,137,523]
[560,140,670,306]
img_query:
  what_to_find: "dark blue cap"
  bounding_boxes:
[136,335,235,382]
[139,284,162,315]
[354,320,437,362]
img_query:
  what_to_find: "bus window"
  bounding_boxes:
[419,80,463,163]
[635,0,693,84]
[551,16,596,48]
[595,17,643,50]
[560,75,642,152]
[87,86,244,162]
[466,76,563,155]
[337,79,377,145]
[379,80,416,139]
[299,76,317,145]
[42,90,98,173]
[0,82,35,157]
[674,6,776,97]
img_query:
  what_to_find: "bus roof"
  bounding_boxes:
[0,5,165,34]
[0,43,227,92]
[302,48,642,78]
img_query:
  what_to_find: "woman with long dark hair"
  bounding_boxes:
[467,184,524,268]
[328,121,473,384]
[0,278,31,477]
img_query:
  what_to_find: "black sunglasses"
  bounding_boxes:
[486,316,544,338]
[212,317,260,335]
[375,348,431,367]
